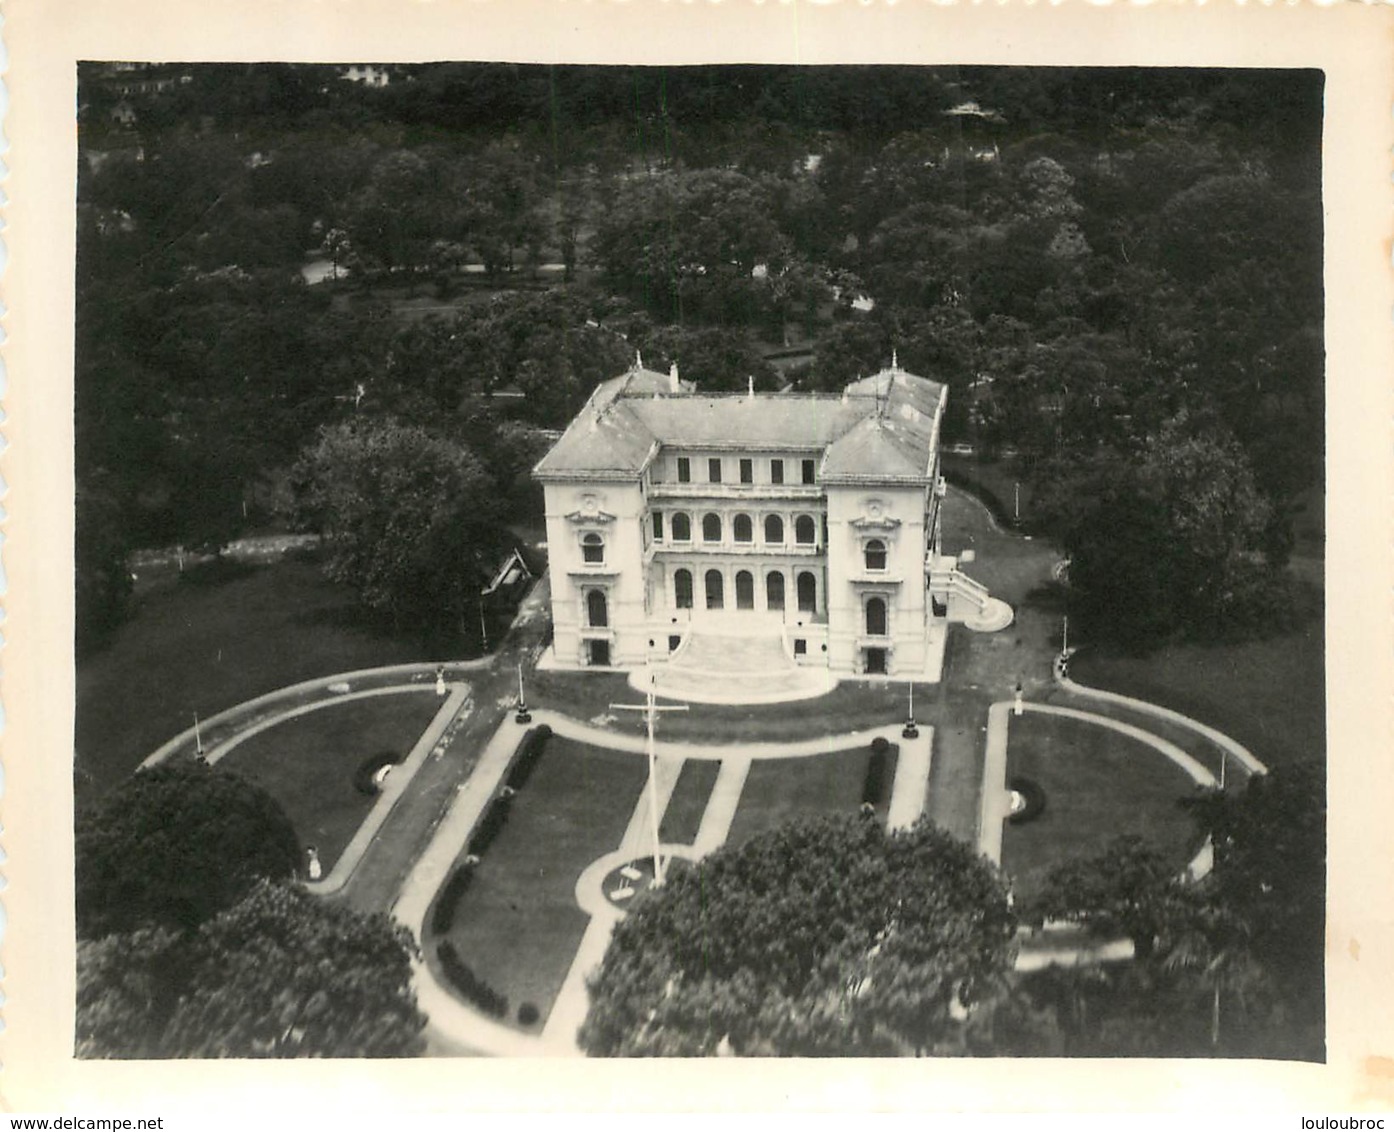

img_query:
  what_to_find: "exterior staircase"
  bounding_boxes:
[928,562,1014,632]
[635,621,837,705]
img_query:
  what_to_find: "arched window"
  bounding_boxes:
[674,569,693,610]
[797,571,817,613]
[702,513,723,543]
[735,570,755,609]
[864,539,887,571]
[671,513,692,542]
[733,514,753,543]
[586,589,608,628]
[764,515,785,544]
[795,515,816,545]
[705,570,725,610]
[866,596,887,636]
[766,571,786,610]
[582,533,605,564]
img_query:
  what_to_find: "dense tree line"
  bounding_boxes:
[76,63,1322,651]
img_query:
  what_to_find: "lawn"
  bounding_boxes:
[659,758,721,844]
[1000,712,1204,901]
[75,555,434,804]
[1068,624,1324,774]
[217,690,448,872]
[438,736,648,1029]
[724,746,892,849]
[531,669,904,744]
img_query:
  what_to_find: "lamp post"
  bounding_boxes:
[193,712,205,761]
[611,672,688,886]
[902,681,919,739]
[515,663,532,724]
[478,593,489,652]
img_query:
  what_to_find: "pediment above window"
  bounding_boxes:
[564,509,617,524]
[849,514,902,531]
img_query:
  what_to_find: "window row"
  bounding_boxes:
[587,583,886,633]
[673,455,818,486]
[673,568,818,613]
[598,529,888,571]
[653,511,818,546]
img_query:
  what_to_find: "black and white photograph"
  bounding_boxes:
[9,0,1394,1120]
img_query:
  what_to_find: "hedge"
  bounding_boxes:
[863,739,894,807]
[353,750,405,795]
[1007,776,1047,825]
[505,724,553,791]
[467,794,514,857]
[430,862,475,936]
[436,940,508,1018]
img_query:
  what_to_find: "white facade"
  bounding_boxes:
[535,358,998,678]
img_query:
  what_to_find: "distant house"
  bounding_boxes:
[109,101,138,128]
[339,65,391,88]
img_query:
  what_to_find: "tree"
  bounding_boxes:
[75,761,302,939]
[1030,835,1188,960]
[580,816,1018,1056]
[77,881,427,1058]
[1038,413,1283,649]
[1184,766,1325,1029]
[287,419,511,639]
[1028,833,1306,1058]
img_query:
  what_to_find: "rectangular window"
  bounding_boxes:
[793,638,808,656]
[709,458,722,483]
[677,457,690,483]
[771,459,784,485]
[669,635,682,652]
[652,511,663,541]
[802,459,816,485]
[739,458,753,484]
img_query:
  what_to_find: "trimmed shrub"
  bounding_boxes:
[436,940,508,1018]
[430,862,475,936]
[353,750,404,795]
[505,724,553,791]
[863,740,894,806]
[1008,776,1047,825]
[517,1002,540,1027]
[467,793,514,857]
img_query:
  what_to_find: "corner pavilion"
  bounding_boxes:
[532,355,1010,698]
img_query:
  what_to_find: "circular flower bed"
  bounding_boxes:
[1006,776,1047,825]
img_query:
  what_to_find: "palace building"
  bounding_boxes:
[532,355,1010,695]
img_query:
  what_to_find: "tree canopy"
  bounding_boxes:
[77,881,427,1058]
[1025,769,1325,1061]
[580,816,1018,1056]
[287,418,512,640]
[75,760,302,939]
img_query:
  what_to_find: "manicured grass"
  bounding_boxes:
[1068,624,1324,775]
[217,690,447,872]
[531,669,904,744]
[659,759,721,844]
[439,737,648,1028]
[1000,712,1204,901]
[75,556,435,803]
[724,747,888,848]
